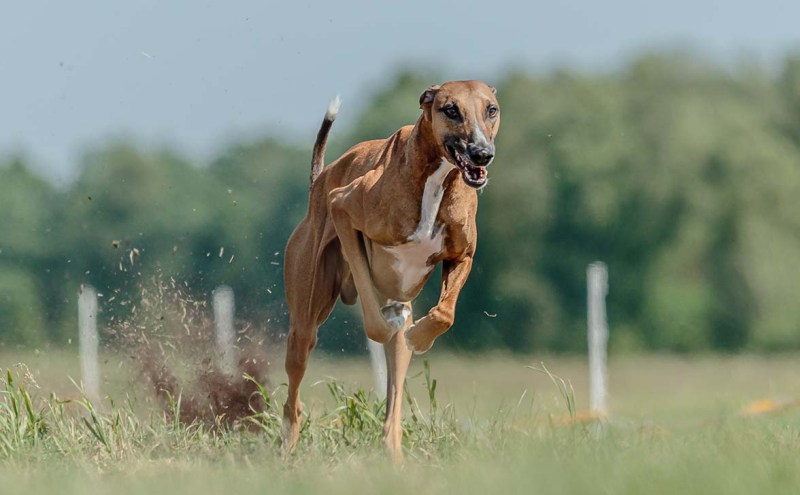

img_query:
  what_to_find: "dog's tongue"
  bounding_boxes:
[466,166,487,182]
[460,166,487,188]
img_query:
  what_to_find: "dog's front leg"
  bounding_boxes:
[329,182,402,344]
[404,256,473,353]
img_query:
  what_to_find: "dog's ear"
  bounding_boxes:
[419,85,441,108]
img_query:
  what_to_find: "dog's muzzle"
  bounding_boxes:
[467,144,494,167]
[447,143,492,189]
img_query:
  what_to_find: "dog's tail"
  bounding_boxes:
[310,95,341,185]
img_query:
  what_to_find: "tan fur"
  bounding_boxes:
[281,80,500,462]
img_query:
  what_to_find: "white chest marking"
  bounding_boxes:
[387,159,455,294]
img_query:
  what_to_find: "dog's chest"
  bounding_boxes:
[383,159,454,294]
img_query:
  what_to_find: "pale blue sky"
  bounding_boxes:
[2,0,798,183]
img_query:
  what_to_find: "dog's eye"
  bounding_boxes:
[487,105,498,118]
[442,106,460,120]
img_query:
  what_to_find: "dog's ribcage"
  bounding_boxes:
[386,159,455,294]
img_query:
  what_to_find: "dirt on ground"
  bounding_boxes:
[105,276,273,427]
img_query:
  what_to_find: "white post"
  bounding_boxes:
[587,262,609,419]
[367,338,387,401]
[212,285,236,376]
[78,285,100,402]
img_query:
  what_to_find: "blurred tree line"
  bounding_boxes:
[2,52,800,354]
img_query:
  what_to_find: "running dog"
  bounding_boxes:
[282,80,500,461]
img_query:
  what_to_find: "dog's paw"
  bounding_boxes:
[381,301,411,331]
[404,324,434,354]
[281,406,302,457]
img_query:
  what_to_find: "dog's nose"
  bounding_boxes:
[468,145,494,166]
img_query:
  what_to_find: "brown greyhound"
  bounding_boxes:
[282,80,500,461]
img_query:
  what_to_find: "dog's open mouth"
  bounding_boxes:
[448,145,488,189]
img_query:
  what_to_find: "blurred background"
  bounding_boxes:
[2,0,800,357]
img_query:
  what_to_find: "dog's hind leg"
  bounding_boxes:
[382,301,413,463]
[282,225,341,455]
[282,320,316,455]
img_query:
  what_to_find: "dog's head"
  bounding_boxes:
[419,80,500,189]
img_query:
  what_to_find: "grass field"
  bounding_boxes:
[2,349,800,494]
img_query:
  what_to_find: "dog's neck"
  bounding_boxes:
[404,116,455,183]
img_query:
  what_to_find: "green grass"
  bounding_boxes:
[2,351,800,494]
